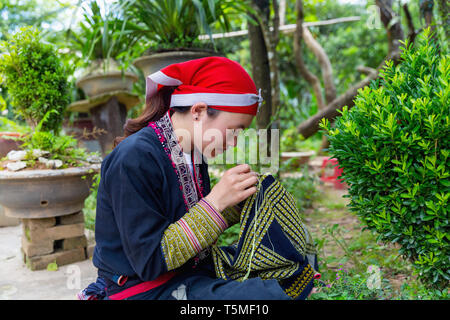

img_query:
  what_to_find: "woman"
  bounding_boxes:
[79,57,317,300]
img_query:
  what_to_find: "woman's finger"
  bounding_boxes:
[229,164,251,175]
[240,186,257,200]
[236,175,259,190]
[235,171,258,183]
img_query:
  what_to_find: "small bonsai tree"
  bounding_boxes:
[0,26,70,133]
[0,27,99,168]
[321,27,449,290]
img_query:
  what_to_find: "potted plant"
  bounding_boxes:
[0,26,101,219]
[67,0,140,97]
[118,0,250,76]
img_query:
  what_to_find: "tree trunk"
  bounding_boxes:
[248,0,272,132]
[254,0,281,132]
[297,0,406,139]
[248,0,282,176]
[293,0,336,153]
[248,0,273,174]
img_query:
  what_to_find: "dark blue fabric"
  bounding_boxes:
[77,277,107,300]
[92,125,211,282]
[117,256,291,300]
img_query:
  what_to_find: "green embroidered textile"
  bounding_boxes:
[212,173,319,299]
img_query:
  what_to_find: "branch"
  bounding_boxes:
[297,50,400,139]
[403,3,417,44]
[297,0,405,139]
[293,0,326,110]
[302,26,337,104]
[357,65,377,75]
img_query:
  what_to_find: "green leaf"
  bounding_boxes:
[46,261,58,271]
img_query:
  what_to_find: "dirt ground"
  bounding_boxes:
[304,183,416,294]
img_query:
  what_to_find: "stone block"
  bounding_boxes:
[21,236,53,257]
[25,223,85,243]
[22,217,56,230]
[62,236,87,250]
[24,248,86,271]
[59,211,85,225]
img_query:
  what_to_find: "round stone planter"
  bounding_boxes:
[133,50,220,77]
[76,71,138,98]
[281,151,316,168]
[0,164,100,219]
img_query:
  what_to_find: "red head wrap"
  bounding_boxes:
[146,56,263,115]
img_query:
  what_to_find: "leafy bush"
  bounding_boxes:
[320,28,449,289]
[119,0,251,52]
[0,27,70,133]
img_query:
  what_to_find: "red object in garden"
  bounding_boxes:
[320,157,346,189]
[0,132,24,158]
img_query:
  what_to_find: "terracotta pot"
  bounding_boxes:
[0,132,24,158]
[76,71,138,97]
[133,50,220,77]
[0,164,100,219]
[281,151,316,168]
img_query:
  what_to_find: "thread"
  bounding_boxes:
[242,174,265,281]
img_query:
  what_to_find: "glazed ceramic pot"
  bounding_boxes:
[0,164,100,219]
[76,71,138,97]
[133,50,220,77]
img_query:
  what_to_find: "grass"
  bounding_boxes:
[306,184,448,300]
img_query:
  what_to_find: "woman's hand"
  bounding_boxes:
[204,164,258,212]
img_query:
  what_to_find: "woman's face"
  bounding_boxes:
[188,103,254,158]
[200,109,254,158]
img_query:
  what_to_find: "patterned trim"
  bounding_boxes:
[170,92,262,107]
[283,264,314,300]
[220,205,241,227]
[199,198,228,230]
[147,111,202,211]
[178,218,202,253]
[161,199,228,271]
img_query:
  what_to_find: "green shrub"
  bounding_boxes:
[320,27,449,289]
[0,26,70,133]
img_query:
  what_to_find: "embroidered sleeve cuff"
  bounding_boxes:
[197,198,228,231]
[161,199,228,271]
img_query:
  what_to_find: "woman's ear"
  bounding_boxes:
[191,102,208,121]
